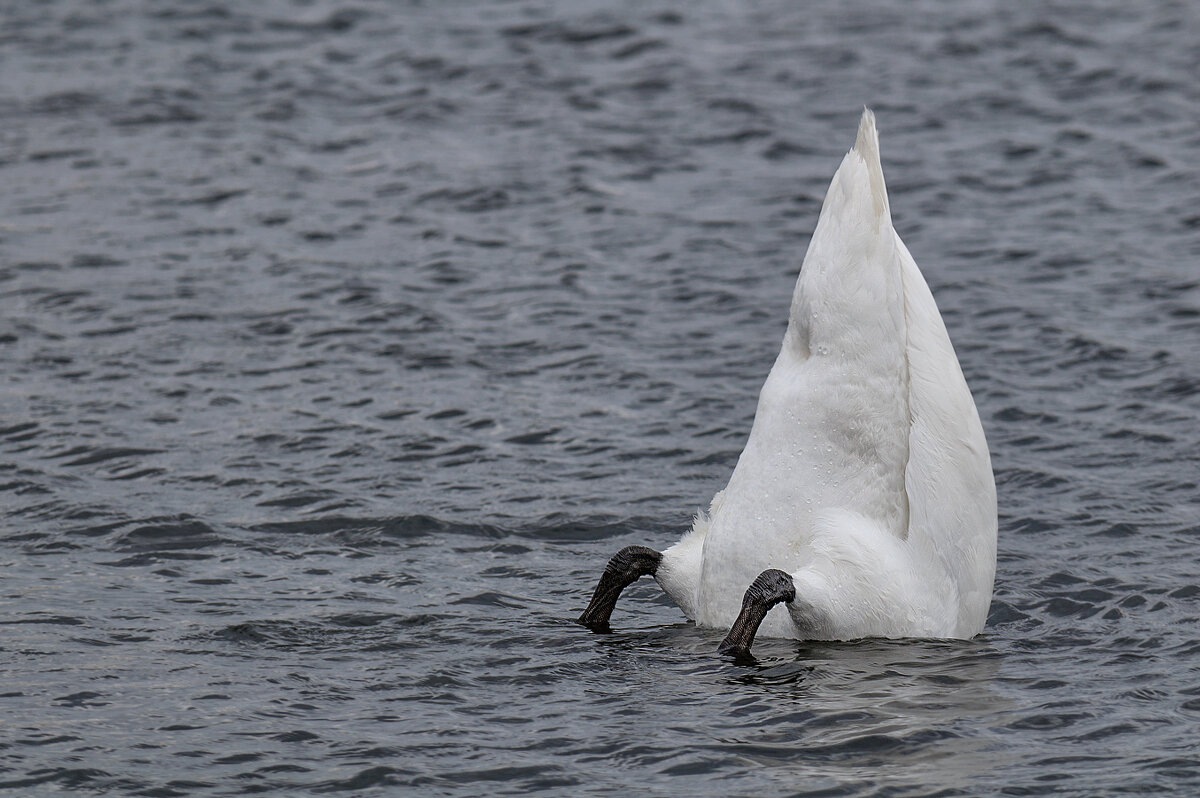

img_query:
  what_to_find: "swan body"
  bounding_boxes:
[580,109,996,650]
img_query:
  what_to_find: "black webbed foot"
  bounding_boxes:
[578,545,663,631]
[717,569,796,657]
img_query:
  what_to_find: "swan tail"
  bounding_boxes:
[852,107,890,223]
[771,109,914,544]
[787,107,905,362]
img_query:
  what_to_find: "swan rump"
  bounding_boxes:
[579,109,997,655]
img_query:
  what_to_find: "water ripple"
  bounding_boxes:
[1,0,1199,795]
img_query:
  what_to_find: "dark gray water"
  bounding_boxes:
[2,0,1199,794]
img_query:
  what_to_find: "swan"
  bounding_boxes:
[578,109,997,656]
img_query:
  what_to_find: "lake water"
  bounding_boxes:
[2,0,1199,794]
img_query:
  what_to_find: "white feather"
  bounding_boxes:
[653,109,997,641]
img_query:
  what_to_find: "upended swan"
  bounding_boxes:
[579,109,997,656]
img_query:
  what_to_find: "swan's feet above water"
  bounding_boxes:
[717,569,796,657]
[578,545,663,631]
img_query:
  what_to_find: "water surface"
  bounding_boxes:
[2,1,1199,794]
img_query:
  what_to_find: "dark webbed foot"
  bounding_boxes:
[578,545,662,631]
[718,569,796,657]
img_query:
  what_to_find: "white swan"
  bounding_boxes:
[579,109,997,655]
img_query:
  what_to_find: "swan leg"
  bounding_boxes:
[578,545,663,631]
[717,569,796,657]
